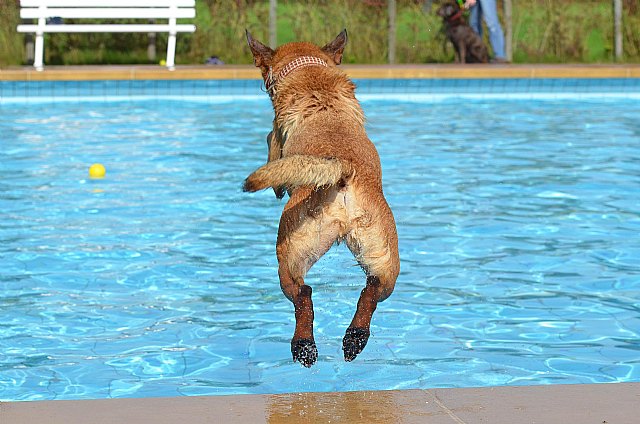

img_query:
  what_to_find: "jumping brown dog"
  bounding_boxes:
[243,30,400,367]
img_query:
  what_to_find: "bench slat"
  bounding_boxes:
[20,0,195,7]
[21,8,196,19]
[17,24,196,33]
[18,0,196,70]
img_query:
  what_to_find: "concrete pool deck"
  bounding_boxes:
[1,63,640,81]
[2,383,639,423]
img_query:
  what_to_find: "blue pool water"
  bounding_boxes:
[1,85,639,401]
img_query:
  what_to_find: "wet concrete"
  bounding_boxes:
[2,383,639,423]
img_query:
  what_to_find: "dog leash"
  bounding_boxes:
[448,9,465,23]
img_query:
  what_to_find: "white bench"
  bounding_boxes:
[16,0,196,71]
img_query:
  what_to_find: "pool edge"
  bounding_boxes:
[2,383,639,423]
[1,64,640,81]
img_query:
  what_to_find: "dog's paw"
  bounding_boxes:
[291,338,318,368]
[342,327,370,362]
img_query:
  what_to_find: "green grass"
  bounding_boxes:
[512,0,616,63]
[0,0,22,66]
[1,0,639,66]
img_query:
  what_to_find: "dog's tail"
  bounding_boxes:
[243,155,353,193]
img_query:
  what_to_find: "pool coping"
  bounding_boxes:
[1,64,640,81]
[1,383,639,423]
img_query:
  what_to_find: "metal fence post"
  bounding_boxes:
[504,0,512,62]
[26,34,35,65]
[388,0,396,64]
[613,0,623,61]
[148,20,157,62]
[269,0,277,48]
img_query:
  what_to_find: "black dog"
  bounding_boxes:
[437,2,489,64]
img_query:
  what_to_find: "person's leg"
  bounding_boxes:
[479,0,506,59]
[469,3,482,37]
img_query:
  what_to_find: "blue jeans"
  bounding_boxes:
[469,0,506,60]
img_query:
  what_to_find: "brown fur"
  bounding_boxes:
[244,29,400,367]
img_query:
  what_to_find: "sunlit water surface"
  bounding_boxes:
[1,96,639,401]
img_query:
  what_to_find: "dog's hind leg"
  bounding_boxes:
[279,261,318,367]
[291,281,317,367]
[343,275,382,361]
[343,199,399,362]
[277,188,343,367]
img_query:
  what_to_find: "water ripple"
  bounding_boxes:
[1,98,639,400]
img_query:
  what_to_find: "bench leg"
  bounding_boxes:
[166,32,176,71]
[34,32,44,71]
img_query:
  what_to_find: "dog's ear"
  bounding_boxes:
[438,4,452,17]
[321,29,348,65]
[246,29,274,68]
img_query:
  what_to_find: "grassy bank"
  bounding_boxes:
[1,0,639,66]
[0,0,23,66]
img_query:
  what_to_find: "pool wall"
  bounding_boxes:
[1,64,640,102]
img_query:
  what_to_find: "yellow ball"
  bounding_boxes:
[89,163,106,179]
[159,59,166,66]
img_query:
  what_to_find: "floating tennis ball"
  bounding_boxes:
[89,163,106,179]
[160,59,166,66]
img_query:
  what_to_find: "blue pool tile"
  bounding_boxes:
[2,78,640,102]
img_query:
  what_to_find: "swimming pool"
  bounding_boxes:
[1,80,639,401]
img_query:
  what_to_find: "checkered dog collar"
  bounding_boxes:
[265,56,328,97]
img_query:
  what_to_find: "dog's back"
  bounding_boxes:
[244,41,384,195]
